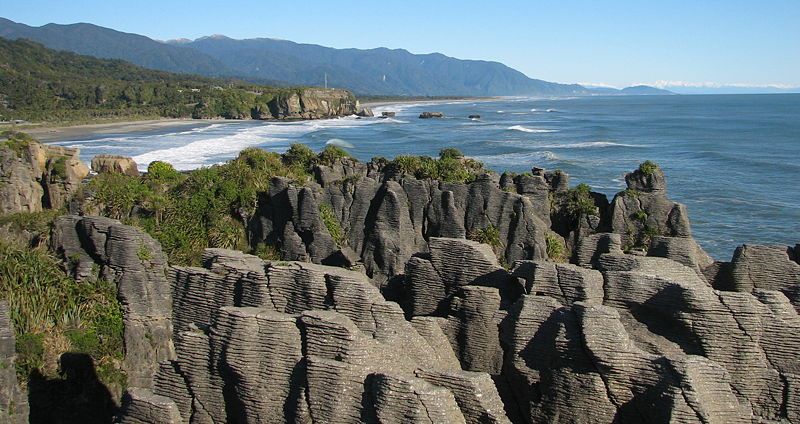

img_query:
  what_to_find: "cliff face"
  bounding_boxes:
[0,133,88,214]
[266,88,358,120]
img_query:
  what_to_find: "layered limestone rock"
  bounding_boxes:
[91,154,140,177]
[268,88,358,119]
[119,248,510,423]
[0,134,88,213]
[0,302,29,424]
[50,215,175,389]
[252,161,549,287]
[609,163,693,250]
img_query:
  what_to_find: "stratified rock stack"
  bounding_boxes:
[119,249,508,423]
[252,160,549,287]
[50,215,175,389]
[268,89,358,120]
[0,133,89,213]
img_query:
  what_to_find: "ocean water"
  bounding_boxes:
[52,94,800,260]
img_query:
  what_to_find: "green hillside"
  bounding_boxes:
[0,38,304,123]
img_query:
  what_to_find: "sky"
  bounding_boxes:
[3,0,799,91]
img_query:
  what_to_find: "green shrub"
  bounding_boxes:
[633,210,648,222]
[565,183,599,219]
[282,144,316,168]
[439,147,464,160]
[88,173,152,220]
[317,145,351,165]
[319,203,346,247]
[469,225,502,249]
[0,242,125,386]
[48,156,68,180]
[146,161,182,182]
[639,160,659,176]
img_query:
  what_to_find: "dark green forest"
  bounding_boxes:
[0,38,304,122]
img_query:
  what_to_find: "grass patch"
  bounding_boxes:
[639,160,659,176]
[0,241,125,388]
[319,203,346,247]
[384,148,486,183]
[546,232,568,263]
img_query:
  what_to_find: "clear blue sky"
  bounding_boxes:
[3,0,799,89]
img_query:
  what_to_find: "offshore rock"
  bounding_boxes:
[419,111,444,118]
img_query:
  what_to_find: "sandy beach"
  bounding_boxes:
[4,97,496,143]
[8,118,211,143]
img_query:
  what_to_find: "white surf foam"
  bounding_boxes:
[326,138,354,148]
[473,151,559,166]
[508,125,558,133]
[131,117,373,171]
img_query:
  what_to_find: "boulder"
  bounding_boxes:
[356,107,374,117]
[468,114,481,119]
[419,111,444,119]
[380,111,396,117]
[91,154,140,176]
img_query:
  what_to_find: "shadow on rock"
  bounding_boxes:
[28,352,116,424]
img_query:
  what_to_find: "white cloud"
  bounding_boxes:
[647,80,800,89]
[578,82,621,89]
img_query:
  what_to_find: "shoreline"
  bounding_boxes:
[7,96,499,143]
[8,118,214,143]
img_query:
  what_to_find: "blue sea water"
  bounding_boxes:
[52,94,800,260]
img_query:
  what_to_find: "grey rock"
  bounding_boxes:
[91,154,140,177]
[50,215,175,389]
[419,112,444,118]
[0,302,28,424]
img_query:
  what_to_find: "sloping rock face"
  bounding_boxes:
[0,134,88,213]
[50,215,175,389]
[119,248,509,423]
[268,89,358,120]
[0,302,29,424]
[251,161,549,287]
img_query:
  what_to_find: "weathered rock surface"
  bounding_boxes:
[50,215,175,389]
[0,302,28,424]
[0,134,88,213]
[126,247,509,423]
[419,111,444,118]
[268,89,357,120]
[251,161,549,287]
[91,154,140,177]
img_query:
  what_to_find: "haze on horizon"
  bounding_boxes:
[4,0,799,94]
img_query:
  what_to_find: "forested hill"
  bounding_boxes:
[0,38,356,123]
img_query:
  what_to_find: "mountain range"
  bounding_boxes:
[0,17,672,97]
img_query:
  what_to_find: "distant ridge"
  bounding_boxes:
[0,17,671,97]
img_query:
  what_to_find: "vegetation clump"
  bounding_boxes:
[384,148,485,183]
[639,160,659,176]
[565,183,599,219]
[546,232,568,263]
[469,224,502,249]
[0,241,125,389]
[319,203,346,247]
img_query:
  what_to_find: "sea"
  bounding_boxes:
[51,94,800,260]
